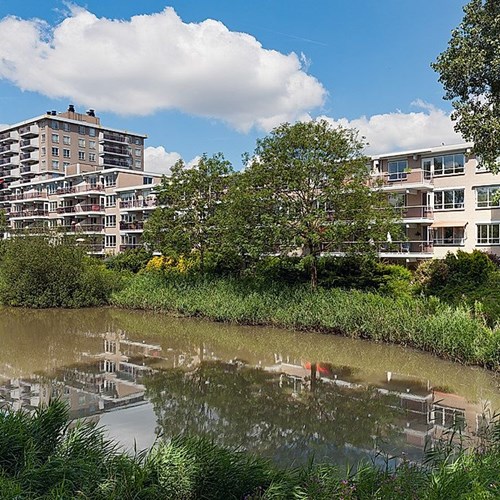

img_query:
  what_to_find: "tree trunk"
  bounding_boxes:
[310,253,318,290]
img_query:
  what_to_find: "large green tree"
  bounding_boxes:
[229,121,397,288]
[144,153,234,273]
[432,0,500,170]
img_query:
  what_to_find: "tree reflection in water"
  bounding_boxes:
[145,360,404,466]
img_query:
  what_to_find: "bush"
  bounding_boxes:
[105,248,152,273]
[0,235,124,308]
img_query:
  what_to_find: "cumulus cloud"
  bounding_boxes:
[0,6,326,131]
[318,100,463,154]
[144,146,181,175]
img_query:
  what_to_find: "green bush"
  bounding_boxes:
[0,235,124,308]
[105,248,152,273]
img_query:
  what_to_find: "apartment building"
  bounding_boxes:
[0,107,162,255]
[371,142,500,262]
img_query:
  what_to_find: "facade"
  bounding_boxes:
[0,107,162,255]
[371,142,500,262]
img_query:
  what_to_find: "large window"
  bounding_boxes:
[434,189,464,210]
[477,224,500,245]
[433,226,465,246]
[424,154,465,176]
[388,160,408,181]
[476,186,500,208]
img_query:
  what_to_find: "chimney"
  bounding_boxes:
[87,109,95,117]
[68,104,75,113]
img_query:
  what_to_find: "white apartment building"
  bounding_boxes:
[371,142,500,262]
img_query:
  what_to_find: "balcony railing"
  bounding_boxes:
[119,244,143,251]
[9,210,49,218]
[19,124,39,137]
[433,238,465,246]
[119,199,157,209]
[119,220,144,230]
[372,170,433,189]
[102,157,132,168]
[8,191,48,201]
[102,132,127,143]
[56,184,105,195]
[102,145,130,156]
[324,240,433,255]
[61,224,105,233]
[56,204,105,214]
[397,205,434,219]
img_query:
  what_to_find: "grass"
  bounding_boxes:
[111,273,500,369]
[1,401,500,498]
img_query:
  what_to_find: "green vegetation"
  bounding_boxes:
[0,234,124,308]
[432,0,500,171]
[1,400,500,499]
[111,272,500,368]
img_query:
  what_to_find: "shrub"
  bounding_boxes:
[105,248,152,273]
[0,235,124,308]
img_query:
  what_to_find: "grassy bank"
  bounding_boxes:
[1,400,500,499]
[111,274,500,369]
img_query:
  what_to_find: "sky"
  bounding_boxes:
[0,1,467,173]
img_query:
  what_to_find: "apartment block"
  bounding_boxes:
[0,107,162,255]
[371,142,500,262]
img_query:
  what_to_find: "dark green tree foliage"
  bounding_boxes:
[105,247,152,273]
[432,0,500,170]
[0,235,119,307]
[144,153,234,273]
[232,121,398,287]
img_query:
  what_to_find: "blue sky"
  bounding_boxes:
[0,1,466,172]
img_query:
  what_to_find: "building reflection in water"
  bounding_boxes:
[0,331,495,463]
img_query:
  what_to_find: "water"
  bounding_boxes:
[0,307,498,466]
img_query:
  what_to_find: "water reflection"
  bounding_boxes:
[0,309,498,466]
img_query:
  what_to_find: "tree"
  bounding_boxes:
[144,153,234,273]
[231,121,398,288]
[432,0,500,170]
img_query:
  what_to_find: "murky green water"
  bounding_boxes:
[0,307,498,466]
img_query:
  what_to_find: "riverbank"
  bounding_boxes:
[1,400,499,499]
[111,274,500,369]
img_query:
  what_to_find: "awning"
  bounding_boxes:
[430,221,467,228]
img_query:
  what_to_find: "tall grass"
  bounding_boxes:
[1,401,500,498]
[111,274,500,368]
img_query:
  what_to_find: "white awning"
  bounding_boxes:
[430,221,467,228]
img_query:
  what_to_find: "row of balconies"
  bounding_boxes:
[119,199,157,209]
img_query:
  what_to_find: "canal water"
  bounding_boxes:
[0,307,498,466]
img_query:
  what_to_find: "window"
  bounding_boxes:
[78,151,85,161]
[51,120,59,130]
[134,137,141,145]
[49,201,57,212]
[89,127,96,137]
[41,147,46,157]
[135,148,141,157]
[104,175,116,187]
[477,224,500,245]
[143,176,153,185]
[78,125,86,135]
[63,136,71,145]
[105,215,116,227]
[434,189,464,210]
[135,160,142,169]
[105,235,116,247]
[41,133,46,143]
[62,122,70,132]
[78,138,85,148]
[476,186,500,208]
[52,160,59,170]
[89,153,96,162]
[89,140,96,149]
[47,183,56,194]
[41,160,46,170]
[52,147,59,156]
[63,162,70,169]
[63,149,71,159]
[51,133,59,143]
[425,154,465,176]
[388,160,408,181]
[433,226,465,246]
[105,195,116,207]
[388,193,405,208]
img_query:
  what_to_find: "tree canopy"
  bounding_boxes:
[230,120,397,287]
[432,0,500,170]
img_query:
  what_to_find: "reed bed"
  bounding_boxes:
[1,401,500,498]
[111,274,500,369]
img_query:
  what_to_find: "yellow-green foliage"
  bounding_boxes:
[145,254,198,275]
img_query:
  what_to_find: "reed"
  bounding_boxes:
[1,401,500,498]
[111,274,500,369]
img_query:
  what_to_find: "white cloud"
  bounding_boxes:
[318,101,463,154]
[0,7,326,131]
[144,146,181,175]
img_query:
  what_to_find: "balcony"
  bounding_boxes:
[20,138,39,151]
[0,143,20,156]
[0,156,20,168]
[101,132,128,144]
[397,205,434,222]
[56,204,105,215]
[19,124,39,138]
[9,209,49,219]
[324,240,434,259]
[119,244,143,251]
[119,220,144,231]
[102,157,132,169]
[61,223,105,233]
[8,191,48,201]
[119,199,157,210]
[101,145,130,156]
[0,131,19,143]
[20,165,37,176]
[20,151,39,164]
[57,184,105,196]
[372,170,433,191]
